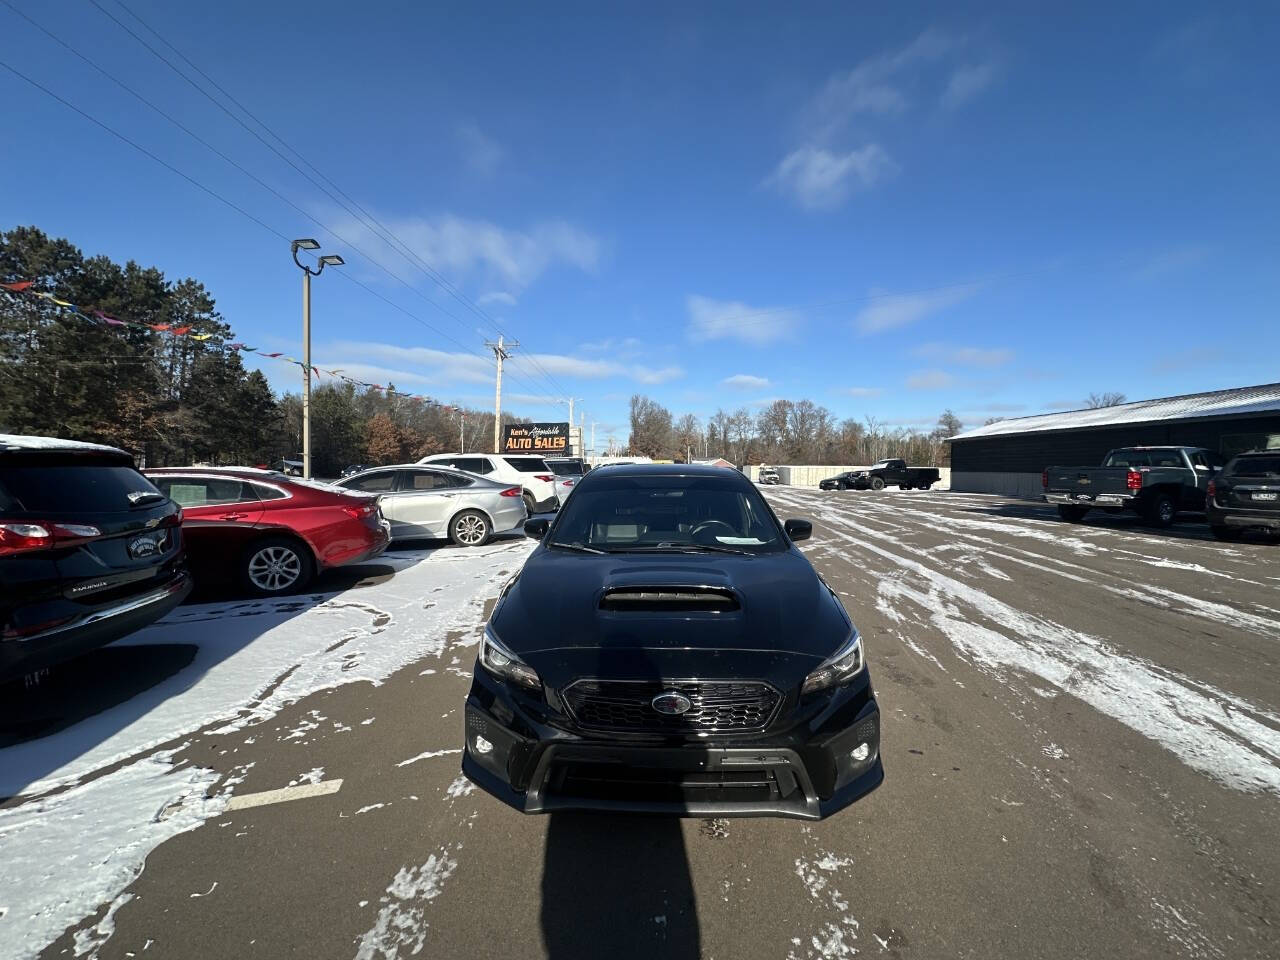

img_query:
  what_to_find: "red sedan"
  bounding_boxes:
[144,467,390,596]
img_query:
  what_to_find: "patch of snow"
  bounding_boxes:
[397,748,462,768]
[289,767,325,786]
[354,803,386,816]
[445,774,475,799]
[353,849,458,960]
[72,892,132,958]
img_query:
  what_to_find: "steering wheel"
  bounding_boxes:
[690,519,737,543]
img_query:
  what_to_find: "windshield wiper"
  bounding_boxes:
[547,541,610,555]
[626,543,755,556]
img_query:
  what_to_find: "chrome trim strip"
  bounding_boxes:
[13,576,187,644]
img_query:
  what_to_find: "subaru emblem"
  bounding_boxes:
[651,691,693,715]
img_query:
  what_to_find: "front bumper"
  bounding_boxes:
[460,670,883,820]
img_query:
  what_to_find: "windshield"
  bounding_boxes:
[547,474,786,553]
[1227,455,1280,477]
[547,460,585,476]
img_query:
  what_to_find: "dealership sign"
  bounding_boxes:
[502,422,570,454]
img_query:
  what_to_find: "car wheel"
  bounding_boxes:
[1057,505,1089,523]
[242,537,314,596]
[900,484,912,491]
[1146,494,1176,528]
[870,477,885,491]
[1210,525,1243,542]
[523,492,537,516]
[450,510,491,547]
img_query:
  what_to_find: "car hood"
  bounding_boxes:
[489,548,852,689]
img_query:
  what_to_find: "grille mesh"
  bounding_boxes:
[562,680,780,733]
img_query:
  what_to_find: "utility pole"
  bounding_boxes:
[590,420,597,458]
[459,409,466,453]
[485,336,518,453]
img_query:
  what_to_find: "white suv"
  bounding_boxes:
[417,453,559,514]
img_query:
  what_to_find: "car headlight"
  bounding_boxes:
[801,630,864,694]
[479,624,541,690]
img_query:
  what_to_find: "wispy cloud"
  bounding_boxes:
[913,341,1013,367]
[477,291,517,308]
[766,145,895,211]
[722,374,771,389]
[326,211,600,291]
[906,369,956,390]
[855,284,980,334]
[839,386,883,397]
[941,62,1000,108]
[456,122,503,177]
[579,336,644,356]
[631,365,685,384]
[685,294,802,345]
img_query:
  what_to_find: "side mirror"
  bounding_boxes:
[784,518,812,542]
[1194,464,1210,472]
[524,517,550,540]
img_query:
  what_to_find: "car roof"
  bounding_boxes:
[145,466,290,481]
[586,463,744,478]
[0,434,126,455]
[1231,449,1279,457]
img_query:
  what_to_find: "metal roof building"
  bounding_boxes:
[949,382,1280,498]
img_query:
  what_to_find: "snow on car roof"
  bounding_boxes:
[0,434,126,454]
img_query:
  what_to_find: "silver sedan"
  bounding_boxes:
[334,464,527,546]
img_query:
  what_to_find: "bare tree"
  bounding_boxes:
[1085,391,1127,408]
[672,413,701,462]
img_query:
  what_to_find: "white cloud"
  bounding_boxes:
[855,283,980,334]
[767,145,895,211]
[941,62,1000,108]
[906,369,956,390]
[456,122,503,176]
[476,291,517,308]
[685,294,802,345]
[579,336,643,355]
[913,342,1013,367]
[722,374,771,390]
[840,386,883,397]
[327,212,600,291]
[631,365,684,384]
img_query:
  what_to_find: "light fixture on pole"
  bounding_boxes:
[291,239,344,479]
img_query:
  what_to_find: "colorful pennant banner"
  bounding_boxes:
[1,280,452,408]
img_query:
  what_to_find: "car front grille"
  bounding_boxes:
[562,679,782,734]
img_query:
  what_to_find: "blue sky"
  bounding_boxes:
[3,1,1278,444]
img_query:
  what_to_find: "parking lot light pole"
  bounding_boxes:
[291,240,344,479]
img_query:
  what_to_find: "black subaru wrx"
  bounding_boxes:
[461,463,883,820]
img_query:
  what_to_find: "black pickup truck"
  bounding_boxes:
[824,459,941,491]
[1043,446,1225,527]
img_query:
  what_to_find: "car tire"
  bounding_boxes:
[1146,494,1177,528]
[870,477,885,491]
[900,484,912,491]
[241,536,314,597]
[449,510,491,547]
[522,492,537,516]
[1210,525,1243,542]
[1057,505,1089,523]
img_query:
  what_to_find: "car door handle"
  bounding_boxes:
[220,512,249,521]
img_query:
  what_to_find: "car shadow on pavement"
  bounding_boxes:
[541,812,700,959]
[0,558,399,800]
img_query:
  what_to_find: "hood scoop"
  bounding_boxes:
[599,586,741,613]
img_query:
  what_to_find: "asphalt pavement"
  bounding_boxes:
[7,491,1279,960]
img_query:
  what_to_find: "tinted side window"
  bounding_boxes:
[504,457,550,473]
[153,476,254,507]
[250,483,289,501]
[345,471,397,492]
[454,457,493,475]
[403,470,470,490]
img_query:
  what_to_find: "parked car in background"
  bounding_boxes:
[145,467,389,596]
[463,463,883,820]
[849,459,939,491]
[336,464,526,546]
[339,464,370,478]
[819,471,859,491]
[416,453,559,514]
[1206,450,1280,541]
[1,435,191,684]
[1044,446,1222,527]
[545,457,587,505]
[758,466,781,485]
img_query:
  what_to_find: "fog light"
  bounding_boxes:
[473,735,494,755]
[850,742,870,762]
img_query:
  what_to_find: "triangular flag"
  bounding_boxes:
[1,281,34,292]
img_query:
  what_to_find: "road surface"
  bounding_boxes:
[2,490,1277,960]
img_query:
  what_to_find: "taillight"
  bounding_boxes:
[342,501,377,519]
[500,487,523,498]
[1041,470,1048,489]
[561,480,574,487]
[534,475,555,483]
[1207,479,1216,498]
[1126,470,1142,491]
[0,521,103,556]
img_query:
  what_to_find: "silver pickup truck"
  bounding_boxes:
[1043,445,1225,527]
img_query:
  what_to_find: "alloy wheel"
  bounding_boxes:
[455,514,488,546]
[247,545,302,592]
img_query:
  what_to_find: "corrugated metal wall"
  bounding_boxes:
[951,414,1280,474]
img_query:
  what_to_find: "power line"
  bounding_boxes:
[90,0,574,400]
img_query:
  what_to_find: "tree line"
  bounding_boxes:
[630,394,965,467]
[0,226,521,477]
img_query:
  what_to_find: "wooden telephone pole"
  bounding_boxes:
[485,336,518,453]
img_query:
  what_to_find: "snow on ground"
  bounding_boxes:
[0,540,529,960]
[768,487,1280,796]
